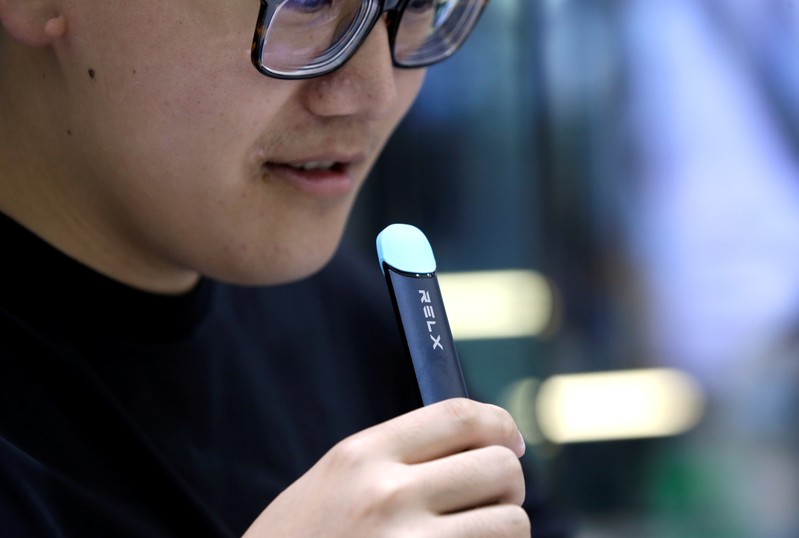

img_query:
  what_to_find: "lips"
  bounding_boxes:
[262,154,364,198]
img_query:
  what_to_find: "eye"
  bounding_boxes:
[407,0,434,10]
[283,0,333,13]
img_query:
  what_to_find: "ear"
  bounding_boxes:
[0,0,66,46]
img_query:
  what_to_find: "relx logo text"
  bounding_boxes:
[419,290,443,351]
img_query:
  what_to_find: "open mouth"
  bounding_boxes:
[283,160,340,172]
[264,160,349,175]
[262,159,355,197]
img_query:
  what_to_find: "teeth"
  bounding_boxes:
[288,161,336,171]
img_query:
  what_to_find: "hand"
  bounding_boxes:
[243,398,530,538]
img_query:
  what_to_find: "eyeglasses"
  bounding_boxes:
[251,0,489,80]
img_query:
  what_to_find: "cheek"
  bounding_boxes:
[395,68,427,119]
[63,12,288,196]
[364,68,425,160]
[63,1,264,149]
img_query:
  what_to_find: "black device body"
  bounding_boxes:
[383,263,469,406]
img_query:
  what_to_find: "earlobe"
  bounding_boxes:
[0,0,66,46]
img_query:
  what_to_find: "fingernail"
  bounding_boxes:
[516,430,527,457]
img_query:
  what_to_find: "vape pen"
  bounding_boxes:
[376,224,468,406]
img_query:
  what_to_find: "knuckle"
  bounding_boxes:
[503,506,531,537]
[495,445,524,475]
[354,467,415,520]
[490,404,520,444]
[441,400,520,448]
[327,434,371,469]
[486,446,526,505]
[480,505,531,538]
[368,469,413,506]
[442,398,482,431]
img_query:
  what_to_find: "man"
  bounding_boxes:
[0,1,552,536]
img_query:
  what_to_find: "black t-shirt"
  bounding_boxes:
[0,212,568,537]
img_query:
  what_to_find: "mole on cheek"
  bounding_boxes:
[88,68,96,80]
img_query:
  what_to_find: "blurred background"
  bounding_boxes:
[345,0,799,536]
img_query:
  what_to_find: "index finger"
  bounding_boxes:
[363,398,526,464]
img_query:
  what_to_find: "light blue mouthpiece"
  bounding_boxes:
[376,224,437,274]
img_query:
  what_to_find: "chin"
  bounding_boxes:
[194,199,356,287]
[206,235,342,287]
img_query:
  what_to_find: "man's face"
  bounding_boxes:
[49,1,425,290]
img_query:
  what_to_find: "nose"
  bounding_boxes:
[300,18,399,120]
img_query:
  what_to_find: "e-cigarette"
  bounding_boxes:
[376,224,468,406]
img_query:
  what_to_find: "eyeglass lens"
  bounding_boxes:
[258,0,485,77]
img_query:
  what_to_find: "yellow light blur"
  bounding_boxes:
[438,270,552,340]
[500,377,544,445]
[533,368,704,444]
